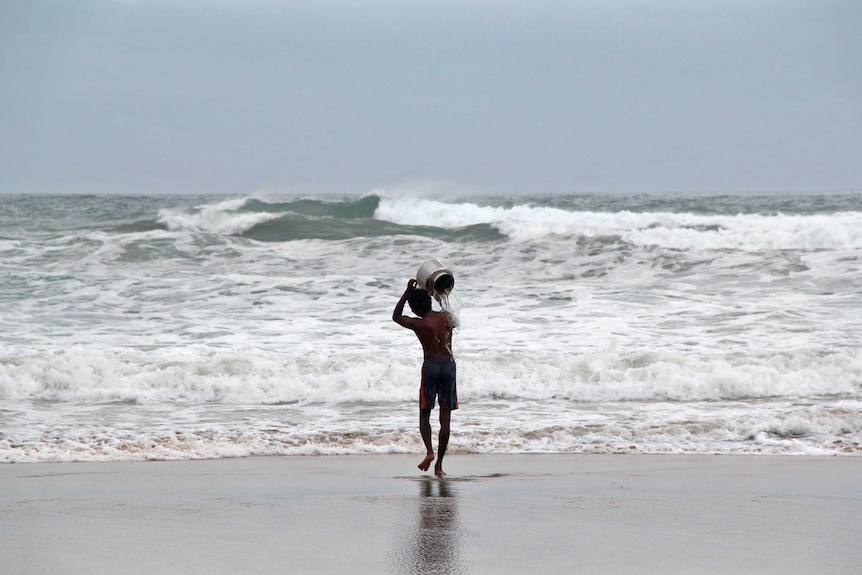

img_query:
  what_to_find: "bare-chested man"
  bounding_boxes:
[393,278,457,476]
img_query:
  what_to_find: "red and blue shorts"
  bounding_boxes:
[420,358,458,410]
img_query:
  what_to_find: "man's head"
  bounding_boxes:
[407,287,433,317]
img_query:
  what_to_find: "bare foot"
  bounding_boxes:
[418,452,435,472]
[434,467,445,477]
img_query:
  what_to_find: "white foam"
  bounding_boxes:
[374,195,862,249]
[157,198,280,236]
[3,397,860,462]
[1,345,858,406]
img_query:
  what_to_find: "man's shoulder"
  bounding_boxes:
[429,310,455,329]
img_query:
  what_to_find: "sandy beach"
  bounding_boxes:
[2,454,860,575]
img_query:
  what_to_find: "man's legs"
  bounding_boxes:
[435,405,451,476]
[418,407,434,471]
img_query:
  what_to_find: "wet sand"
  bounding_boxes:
[2,454,860,574]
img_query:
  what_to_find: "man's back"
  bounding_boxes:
[410,310,453,360]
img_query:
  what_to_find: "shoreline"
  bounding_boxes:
[2,454,861,574]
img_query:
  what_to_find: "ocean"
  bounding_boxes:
[1,190,861,462]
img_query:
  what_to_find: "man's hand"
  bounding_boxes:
[395,278,419,324]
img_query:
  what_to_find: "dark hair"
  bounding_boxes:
[407,287,433,317]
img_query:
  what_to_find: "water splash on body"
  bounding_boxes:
[437,292,461,330]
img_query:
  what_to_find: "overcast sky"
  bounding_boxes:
[1,0,860,195]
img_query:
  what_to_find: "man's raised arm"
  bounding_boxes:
[393,278,418,325]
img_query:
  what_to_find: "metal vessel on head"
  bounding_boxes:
[416,259,454,297]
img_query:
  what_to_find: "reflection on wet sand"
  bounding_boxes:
[391,477,464,574]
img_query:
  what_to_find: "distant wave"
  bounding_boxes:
[157,197,281,236]
[141,193,862,250]
[150,194,505,242]
[373,195,862,249]
[240,194,381,219]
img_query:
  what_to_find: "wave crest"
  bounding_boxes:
[373,195,862,249]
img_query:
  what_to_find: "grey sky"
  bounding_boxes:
[2,0,860,195]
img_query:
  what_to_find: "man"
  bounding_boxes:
[393,278,457,476]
